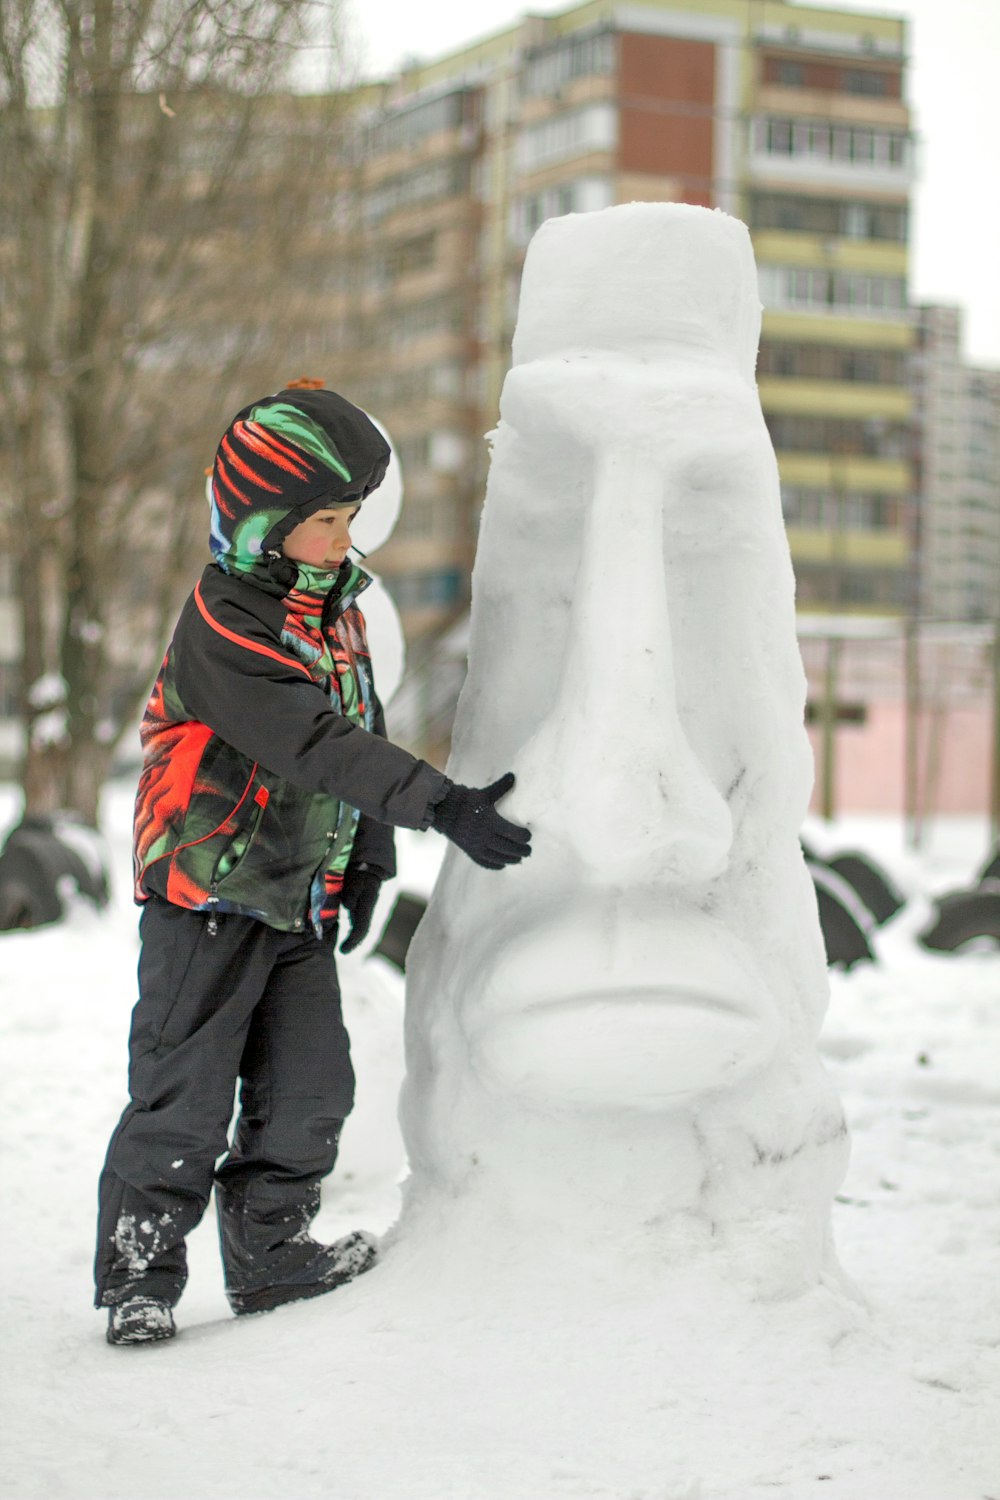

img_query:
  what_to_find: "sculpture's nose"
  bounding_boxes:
[515,446,733,887]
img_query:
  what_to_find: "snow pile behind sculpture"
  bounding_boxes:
[401,203,848,1299]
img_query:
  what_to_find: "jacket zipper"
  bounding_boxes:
[141,763,260,932]
[206,785,270,937]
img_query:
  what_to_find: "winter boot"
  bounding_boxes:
[227,1229,378,1315]
[217,1174,379,1315]
[106,1295,177,1346]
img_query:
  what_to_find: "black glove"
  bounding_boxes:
[339,865,385,954]
[431,772,532,870]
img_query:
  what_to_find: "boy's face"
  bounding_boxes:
[281,505,360,569]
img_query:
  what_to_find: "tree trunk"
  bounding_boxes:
[1,0,353,830]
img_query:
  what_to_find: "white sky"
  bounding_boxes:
[341,0,1000,368]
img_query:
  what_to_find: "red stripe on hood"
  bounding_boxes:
[216,456,255,507]
[239,421,314,478]
[221,433,282,493]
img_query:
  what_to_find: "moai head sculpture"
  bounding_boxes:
[401,205,847,1293]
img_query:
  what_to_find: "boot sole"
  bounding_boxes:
[230,1272,362,1317]
[226,1229,378,1316]
[106,1322,177,1346]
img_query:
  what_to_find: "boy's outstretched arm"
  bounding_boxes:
[171,576,530,866]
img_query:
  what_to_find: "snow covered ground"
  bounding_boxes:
[0,781,998,1500]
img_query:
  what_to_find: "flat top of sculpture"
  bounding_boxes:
[512,203,762,382]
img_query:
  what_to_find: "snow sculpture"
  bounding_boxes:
[401,204,848,1294]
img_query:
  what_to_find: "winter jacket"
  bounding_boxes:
[132,385,449,935]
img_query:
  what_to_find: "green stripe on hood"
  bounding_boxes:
[250,403,353,483]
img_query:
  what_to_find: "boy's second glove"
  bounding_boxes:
[339,865,385,954]
[431,772,532,870]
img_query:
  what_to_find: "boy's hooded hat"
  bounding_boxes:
[208,386,390,574]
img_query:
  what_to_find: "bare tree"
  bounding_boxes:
[0,0,352,824]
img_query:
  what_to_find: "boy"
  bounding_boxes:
[96,384,530,1345]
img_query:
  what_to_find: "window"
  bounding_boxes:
[358,359,469,412]
[395,433,431,473]
[365,89,479,157]
[385,568,464,611]
[843,68,890,97]
[781,486,900,531]
[395,495,459,541]
[762,55,899,101]
[754,116,909,171]
[516,105,617,172]
[376,296,466,347]
[794,564,904,608]
[843,203,869,239]
[806,122,831,157]
[850,129,875,163]
[773,346,797,377]
[758,264,907,317]
[831,127,852,161]
[362,159,471,227]
[521,30,616,98]
[776,60,804,87]
[368,233,438,289]
[870,203,907,241]
[749,192,907,243]
[765,413,911,458]
[511,176,613,244]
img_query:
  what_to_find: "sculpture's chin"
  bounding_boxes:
[472,987,778,1111]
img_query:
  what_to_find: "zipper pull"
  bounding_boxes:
[207,883,219,938]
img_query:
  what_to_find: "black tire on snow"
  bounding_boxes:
[827,851,905,925]
[807,861,876,969]
[0,816,110,931]
[919,886,1000,953]
[977,846,1000,885]
[373,892,428,972]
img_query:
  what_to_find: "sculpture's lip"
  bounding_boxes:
[464,903,781,1108]
[468,900,773,1026]
[514,979,761,1022]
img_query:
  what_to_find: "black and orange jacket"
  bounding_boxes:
[132,386,448,935]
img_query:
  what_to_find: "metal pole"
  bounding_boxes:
[820,453,848,823]
[820,633,839,821]
[991,616,1000,846]
[904,613,921,847]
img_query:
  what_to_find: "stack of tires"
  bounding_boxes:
[918,846,1000,955]
[802,841,905,970]
[0,814,110,931]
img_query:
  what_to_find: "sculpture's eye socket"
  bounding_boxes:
[476,425,590,764]
[485,394,592,592]
[661,431,794,822]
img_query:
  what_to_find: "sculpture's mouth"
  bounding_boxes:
[466,905,779,1110]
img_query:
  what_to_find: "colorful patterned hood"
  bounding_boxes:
[208,387,390,575]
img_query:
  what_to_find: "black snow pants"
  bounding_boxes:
[95,896,355,1308]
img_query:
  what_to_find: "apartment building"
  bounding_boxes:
[0,1,922,771]
[323,0,914,644]
[911,305,1000,622]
